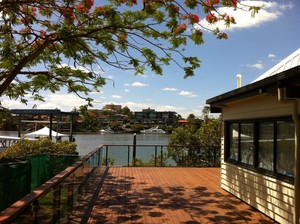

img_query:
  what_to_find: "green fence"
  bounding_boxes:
[0,154,78,212]
[0,158,31,212]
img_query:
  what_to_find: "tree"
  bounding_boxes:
[121,106,133,120]
[0,0,260,104]
[78,104,94,129]
[196,116,221,147]
[168,110,221,167]
[168,125,198,166]
[187,113,196,122]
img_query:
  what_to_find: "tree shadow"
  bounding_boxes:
[89,169,278,224]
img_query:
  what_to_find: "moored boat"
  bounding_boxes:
[140,126,166,134]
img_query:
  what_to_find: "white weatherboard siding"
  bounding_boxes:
[222,94,296,121]
[220,93,295,223]
[220,162,294,223]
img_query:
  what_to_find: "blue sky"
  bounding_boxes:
[2,0,300,118]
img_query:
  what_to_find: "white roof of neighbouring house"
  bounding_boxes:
[252,48,300,83]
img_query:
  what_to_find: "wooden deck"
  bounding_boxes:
[88,167,277,224]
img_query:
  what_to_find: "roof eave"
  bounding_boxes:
[206,65,300,112]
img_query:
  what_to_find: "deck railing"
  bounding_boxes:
[0,144,220,223]
[0,144,107,224]
[102,144,220,167]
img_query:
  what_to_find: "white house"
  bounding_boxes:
[206,48,300,223]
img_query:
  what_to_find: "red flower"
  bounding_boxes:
[207,0,220,5]
[39,30,47,37]
[174,23,187,34]
[206,13,218,23]
[118,35,127,42]
[189,14,200,23]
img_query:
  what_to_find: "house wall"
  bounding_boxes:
[220,93,298,223]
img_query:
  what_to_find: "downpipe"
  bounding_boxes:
[278,88,300,224]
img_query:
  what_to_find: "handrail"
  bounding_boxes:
[0,144,104,224]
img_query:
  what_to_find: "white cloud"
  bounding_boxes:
[268,53,276,58]
[111,95,122,99]
[161,87,178,91]
[131,82,148,87]
[179,91,192,96]
[124,89,130,92]
[179,91,197,97]
[1,94,87,111]
[196,1,294,32]
[104,75,114,80]
[246,62,264,69]
[124,82,148,87]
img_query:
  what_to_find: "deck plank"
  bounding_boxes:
[88,167,277,224]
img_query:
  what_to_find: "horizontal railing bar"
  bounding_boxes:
[0,144,104,224]
[100,144,219,147]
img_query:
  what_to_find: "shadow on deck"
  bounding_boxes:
[87,167,276,224]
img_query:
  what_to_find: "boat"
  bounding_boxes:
[140,126,166,134]
[100,127,114,134]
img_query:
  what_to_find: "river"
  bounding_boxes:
[0,131,171,165]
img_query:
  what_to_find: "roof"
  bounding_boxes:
[206,49,300,113]
[252,48,300,82]
[10,109,79,116]
[178,119,188,123]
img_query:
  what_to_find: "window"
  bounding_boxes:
[226,117,294,182]
[229,123,239,161]
[258,122,274,171]
[240,123,254,165]
[277,121,295,176]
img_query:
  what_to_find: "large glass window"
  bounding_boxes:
[258,122,274,171]
[277,121,294,177]
[240,123,254,165]
[226,117,295,182]
[229,123,239,161]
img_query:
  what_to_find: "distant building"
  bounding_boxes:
[111,114,128,123]
[133,108,177,125]
[103,104,122,112]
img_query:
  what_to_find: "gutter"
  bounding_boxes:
[278,88,300,224]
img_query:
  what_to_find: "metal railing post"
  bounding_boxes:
[105,145,109,166]
[133,134,137,166]
[98,147,101,166]
[127,146,130,166]
[160,146,163,166]
[67,181,74,220]
[155,146,157,167]
[53,184,62,223]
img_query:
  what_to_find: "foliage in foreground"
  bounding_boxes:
[0,138,77,159]
[0,0,260,105]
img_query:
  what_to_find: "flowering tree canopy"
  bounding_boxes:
[0,0,259,104]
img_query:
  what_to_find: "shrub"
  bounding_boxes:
[0,138,77,159]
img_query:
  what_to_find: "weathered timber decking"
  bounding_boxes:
[88,167,277,224]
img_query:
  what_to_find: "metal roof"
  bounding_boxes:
[252,48,300,83]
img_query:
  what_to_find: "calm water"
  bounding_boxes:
[0,131,171,165]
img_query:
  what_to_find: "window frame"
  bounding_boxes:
[225,116,294,183]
